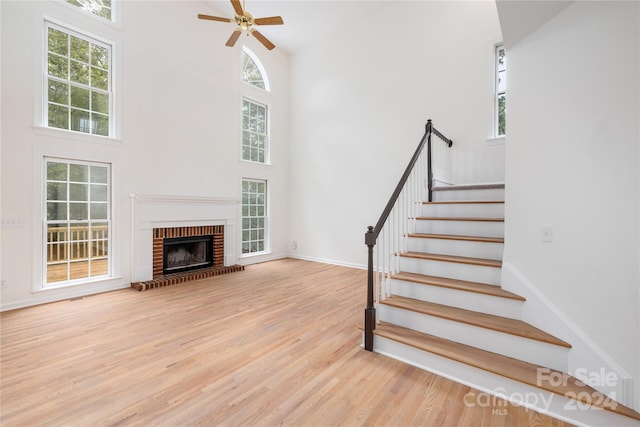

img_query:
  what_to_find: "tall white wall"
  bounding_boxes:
[0,0,290,310]
[288,1,503,268]
[501,1,639,409]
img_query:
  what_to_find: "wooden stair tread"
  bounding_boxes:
[407,233,504,244]
[400,251,502,268]
[432,183,505,191]
[391,272,524,301]
[422,200,504,205]
[374,322,640,421]
[415,216,504,222]
[381,295,571,348]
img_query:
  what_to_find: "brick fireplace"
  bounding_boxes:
[130,194,244,291]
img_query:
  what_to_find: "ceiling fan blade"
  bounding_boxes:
[253,16,284,26]
[252,30,275,50]
[230,0,244,16]
[226,30,242,47]
[197,14,233,23]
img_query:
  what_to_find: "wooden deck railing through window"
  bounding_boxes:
[47,224,109,263]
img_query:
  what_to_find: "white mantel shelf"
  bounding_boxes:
[129,194,240,204]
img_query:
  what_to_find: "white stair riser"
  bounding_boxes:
[399,257,502,285]
[419,203,505,218]
[390,279,522,319]
[414,220,504,238]
[433,188,505,202]
[371,336,635,427]
[407,237,503,260]
[377,304,568,372]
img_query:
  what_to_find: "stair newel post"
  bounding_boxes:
[426,119,434,203]
[364,225,376,351]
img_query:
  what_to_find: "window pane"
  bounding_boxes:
[48,54,68,79]
[91,91,109,114]
[70,60,89,85]
[70,164,88,182]
[65,0,112,21]
[90,165,108,183]
[92,113,109,136]
[48,104,69,129]
[90,184,107,201]
[48,80,69,105]
[91,45,109,70]
[70,86,90,109]
[71,109,91,133]
[47,202,67,221]
[90,203,107,219]
[48,28,68,55]
[47,182,67,201]
[47,162,68,181]
[91,67,108,90]
[69,183,88,201]
[70,36,89,62]
[69,202,88,220]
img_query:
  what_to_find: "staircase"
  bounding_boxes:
[363,122,640,425]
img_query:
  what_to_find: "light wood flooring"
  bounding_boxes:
[0,258,573,426]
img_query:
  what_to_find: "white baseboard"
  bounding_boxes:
[1,280,131,312]
[501,262,635,410]
[288,254,367,271]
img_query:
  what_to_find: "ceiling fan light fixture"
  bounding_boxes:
[198,0,283,50]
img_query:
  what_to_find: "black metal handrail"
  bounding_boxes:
[363,119,452,351]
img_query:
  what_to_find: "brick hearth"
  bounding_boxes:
[131,225,244,291]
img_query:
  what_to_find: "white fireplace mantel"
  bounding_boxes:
[130,194,240,282]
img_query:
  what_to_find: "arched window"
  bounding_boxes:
[242,46,269,91]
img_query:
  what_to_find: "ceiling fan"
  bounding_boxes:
[198,0,284,51]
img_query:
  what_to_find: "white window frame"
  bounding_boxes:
[242,46,270,92]
[44,20,114,138]
[241,97,269,164]
[494,43,506,137]
[42,157,113,288]
[241,178,268,256]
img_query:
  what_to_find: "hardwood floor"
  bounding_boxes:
[0,258,573,426]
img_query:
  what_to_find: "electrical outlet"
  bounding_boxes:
[542,225,553,243]
[291,241,297,250]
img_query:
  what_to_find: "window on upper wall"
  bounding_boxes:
[242,98,268,163]
[64,0,112,21]
[495,43,506,137]
[44,158,111,286]
[241,179,267,255]
[46,22,112,137]
[242,47,269,91]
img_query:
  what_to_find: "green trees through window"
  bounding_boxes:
[46,23,111,136]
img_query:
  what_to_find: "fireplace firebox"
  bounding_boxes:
[163,235,213,275]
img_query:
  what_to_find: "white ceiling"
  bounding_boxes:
[202,0,393,54]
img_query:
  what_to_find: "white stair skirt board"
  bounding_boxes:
[419,202,505,218]
[407,237,504,260]
[433,187,505,202]
[389,278,523,319]
[399,257,502,286]
[377,304,569,372]
[371,334,640,427]
[414,220,505,238]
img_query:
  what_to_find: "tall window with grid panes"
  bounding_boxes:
[241,48,270,255]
